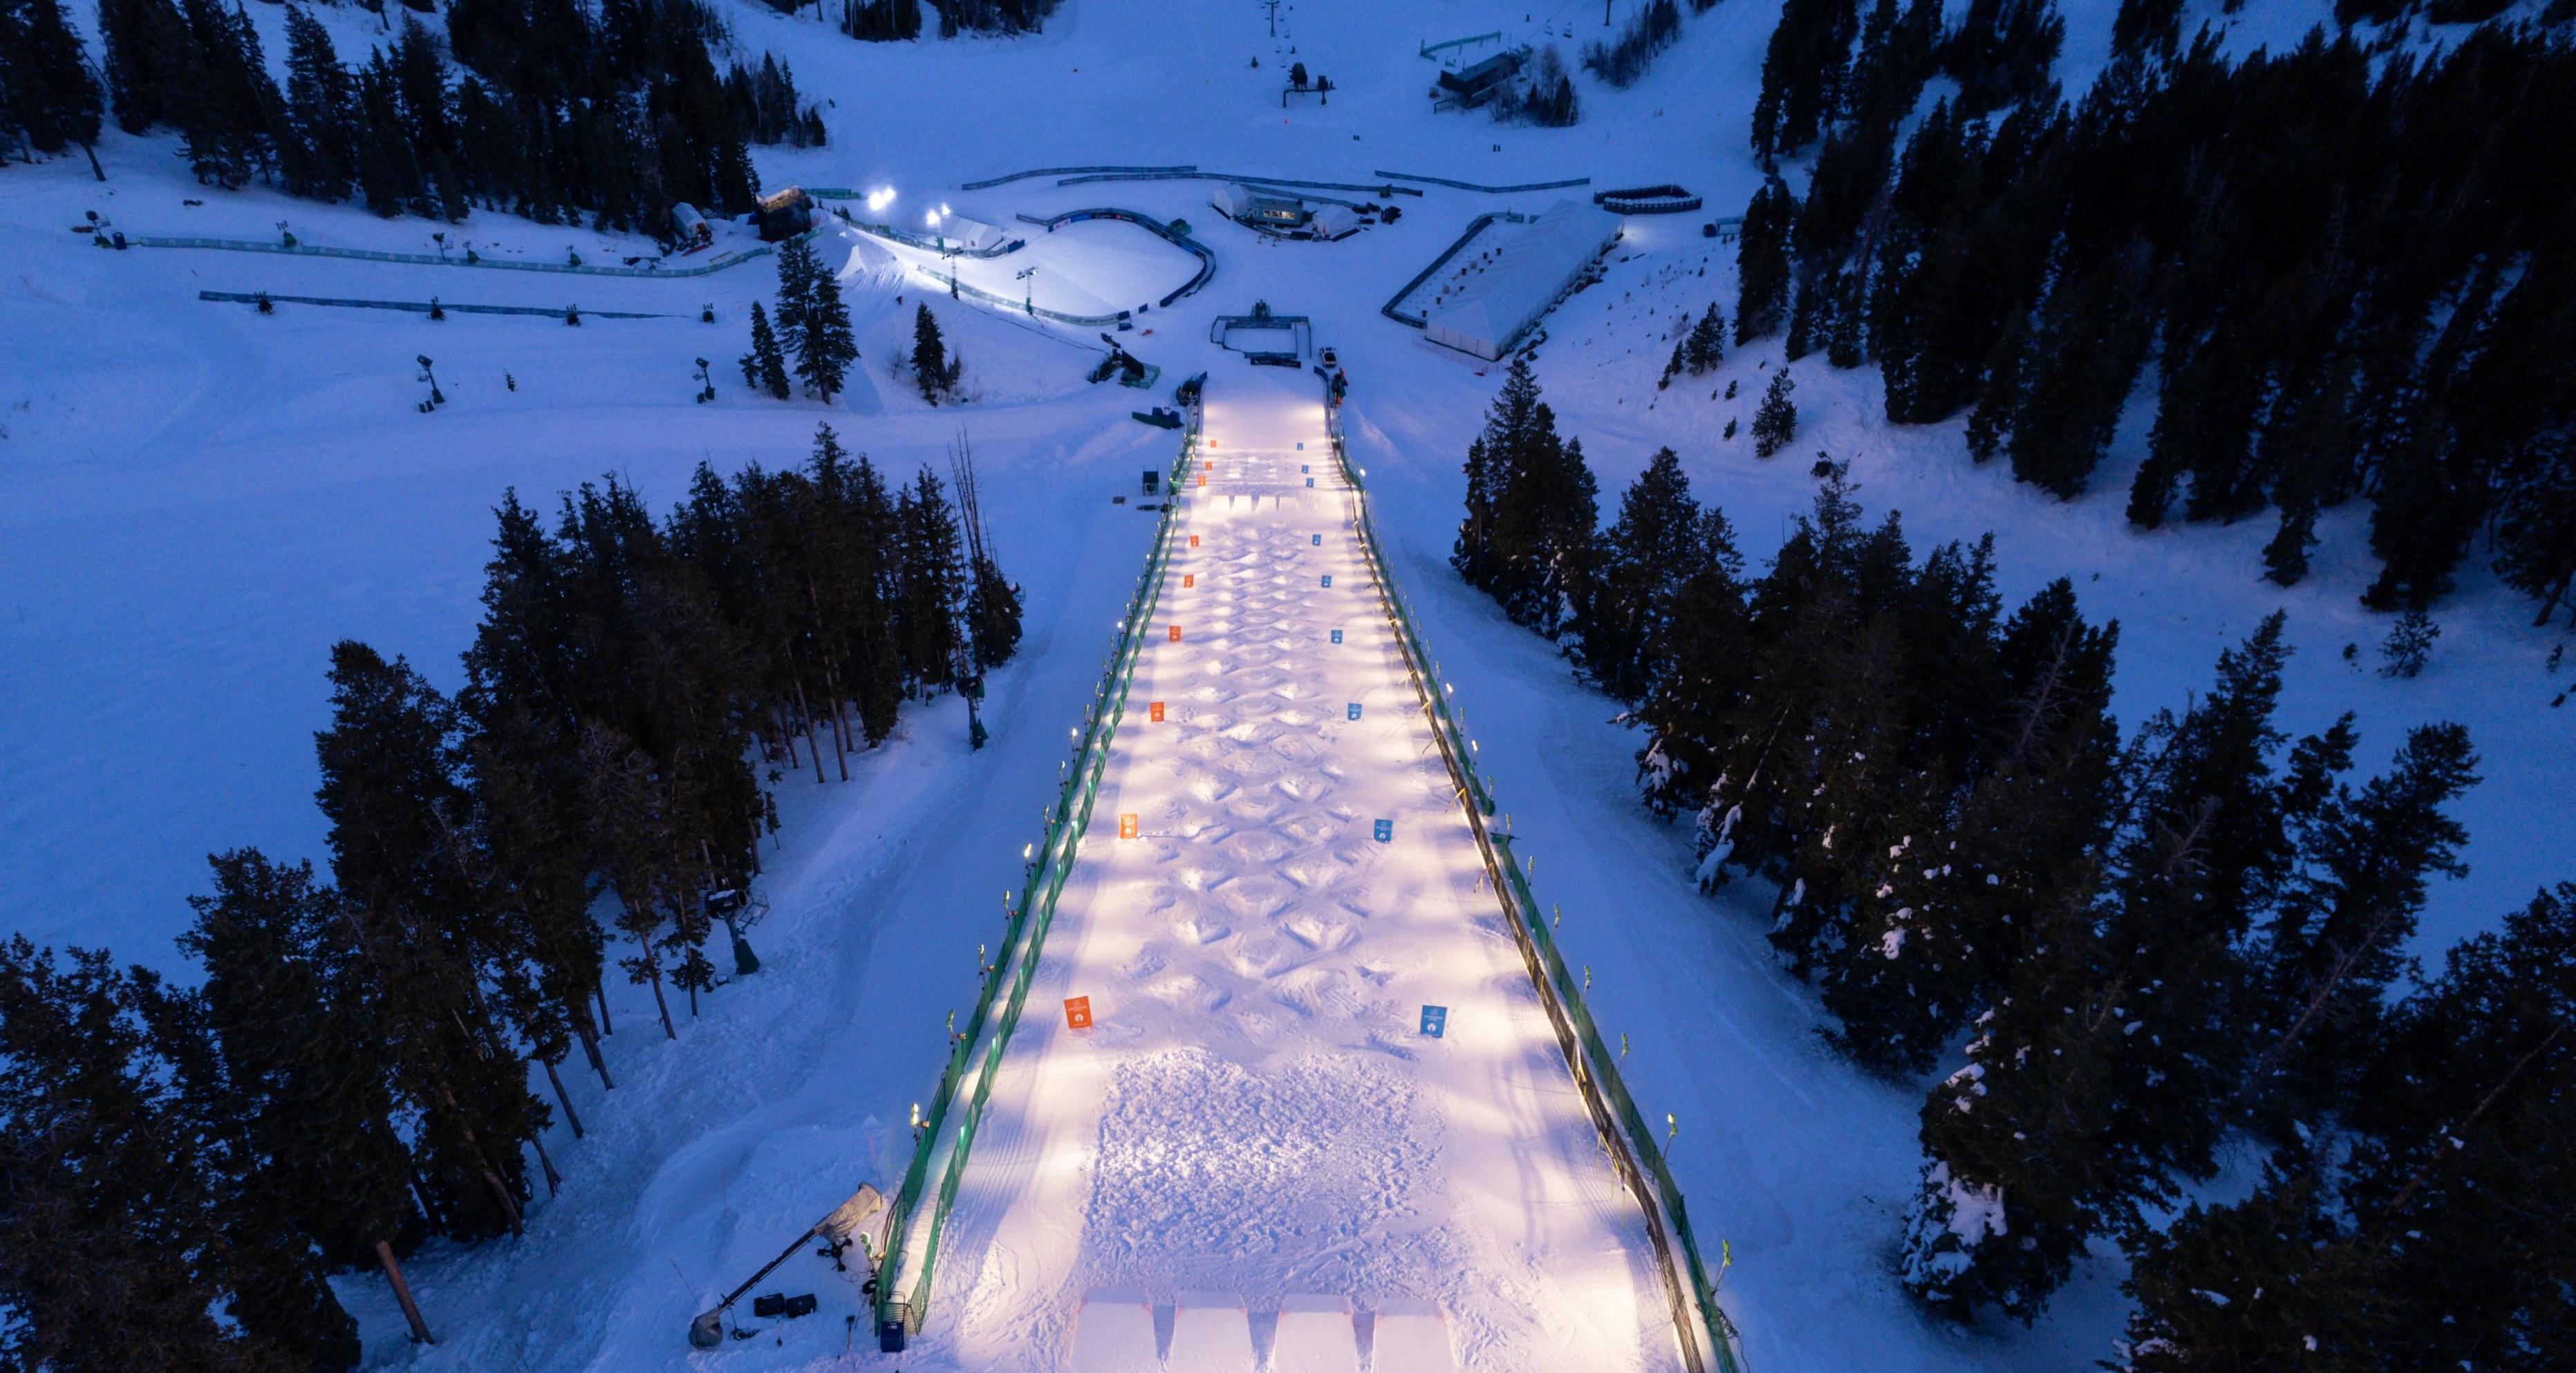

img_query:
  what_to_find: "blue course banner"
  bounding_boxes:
[1330,629,1343,644]
[1373,819,1393,842]
[1347,702,1363,720]
[1306,478,1315,487]
[1301,463,1310,472]
[1312,533,1321,545]
[1320,575,1332,587]
[1419,1005,1448,1038]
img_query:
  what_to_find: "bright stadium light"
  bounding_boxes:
[867,187,897,212]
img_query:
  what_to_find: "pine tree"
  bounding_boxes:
[96,0,187,134]
[0,938,306,1373]
[1823,579,2122,1074]
[1943,0,2064,118]
[2339,883,2576,1373]
[2375,608,2438,679]
[172,851,416,1364]
[2003,243,2154,498]
[911,302,959,404]
[740,300,792,400]
[2120,1156,2393,1372]
[1735,177,1795,344]
[2110,0,2184,57]
[1900,884,2144,1323]
[1749,0,1858,159]
[1751,369,1798,458]
[2252,722,2479,1119]
[842,0,924,42]
[1455,357,1542,589]
[1484,397,1599,635]
[581,720,711,1037]
[315,642,544,1241]
[2102,614,2306,1185]
[895,467,968,694]
[1682,303,1725,374]
[277,6,360,203]
[0,0,105,174]
[1577,447,1718,702]
[769,236,857,403]
[170,0,282,189]
[949,435,1023,673]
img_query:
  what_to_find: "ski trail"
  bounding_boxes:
[911,360,1679,1372]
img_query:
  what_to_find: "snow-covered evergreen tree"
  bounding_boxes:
[740,301,792,400]
[1752,368,1799,457]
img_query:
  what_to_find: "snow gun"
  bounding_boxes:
[687,1184,888,1348]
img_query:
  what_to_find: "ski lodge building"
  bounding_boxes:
[1211,184,1363,241]
[1421,200,1621,360]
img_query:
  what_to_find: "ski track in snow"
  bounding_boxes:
[8,1,2568,1371]
[912,362,1670,1373]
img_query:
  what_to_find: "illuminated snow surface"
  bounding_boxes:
[5,1,2568,1371]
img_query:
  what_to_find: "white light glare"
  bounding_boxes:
[866,187,897,212]
[925,208,944,227]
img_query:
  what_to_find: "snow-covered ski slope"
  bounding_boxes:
[908,361,1677,1373]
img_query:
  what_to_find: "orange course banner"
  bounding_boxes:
[1119,813,1139,839]
[1064,996,1092,1030]
[1183,573,1195,588]
[1190,534,1200,547]
[1168,625,1182,642]
[1150,701,1165,722]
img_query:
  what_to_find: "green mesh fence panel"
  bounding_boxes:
[1328,408,1747,1373]
[873,431,1197,1334]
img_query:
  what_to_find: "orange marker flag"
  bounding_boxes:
[1064,996,1092,1029]
[1183,573,1195,588]
[1168,625,1182,642]
[1118,814,1139,839]
[1150,701,1165,722]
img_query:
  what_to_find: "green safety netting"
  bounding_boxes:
[874,433,1196,1334]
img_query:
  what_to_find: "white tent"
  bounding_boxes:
[1421,200,1621,360]
[1309,205,1362,241]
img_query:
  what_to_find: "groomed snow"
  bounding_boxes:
[6,2,2568,1372]
[912,360,1674,1372]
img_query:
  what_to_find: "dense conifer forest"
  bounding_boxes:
[1739,0,2576,619]
[0,427,1020,1369]
[1458,326,2569,1363]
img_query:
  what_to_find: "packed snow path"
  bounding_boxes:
[911,362,1679,1372]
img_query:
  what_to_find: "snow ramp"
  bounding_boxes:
[889,362,1687,1371]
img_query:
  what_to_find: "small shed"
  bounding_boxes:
[755,187,814,242]
[670,202,712,248]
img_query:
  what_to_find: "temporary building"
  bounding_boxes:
[1421,200,1621,360]
[670,202,711,248]
[1307,205,1362,241]
[1213,183,1310,230]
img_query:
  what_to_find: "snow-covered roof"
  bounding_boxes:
[1421,200,1620,359]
